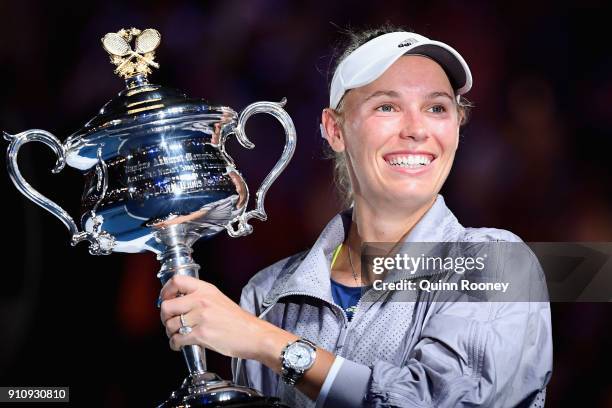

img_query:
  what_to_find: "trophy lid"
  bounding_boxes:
[65,27,237,170]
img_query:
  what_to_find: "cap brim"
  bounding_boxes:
[406,42,472,95]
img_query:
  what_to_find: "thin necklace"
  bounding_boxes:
[347,244,360,285]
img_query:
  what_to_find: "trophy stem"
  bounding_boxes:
[156,225,207,376]
[153,224,286,407]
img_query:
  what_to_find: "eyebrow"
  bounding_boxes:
[426,91,455,101]
[364,90,400,102]
[363,90,455,103]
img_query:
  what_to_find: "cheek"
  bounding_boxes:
[432,122,459,153]
[343,119,389,188]
[344,118,374,157]
[346,115,400,153]
[366,113,405,136]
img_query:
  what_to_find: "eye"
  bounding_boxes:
[376,104,396,113]
[427,105,446,113]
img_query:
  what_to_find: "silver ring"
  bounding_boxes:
[179,314,192,335]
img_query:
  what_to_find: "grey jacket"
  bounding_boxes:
[232,195,552,407]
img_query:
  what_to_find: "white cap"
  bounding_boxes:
[329,31,472,109]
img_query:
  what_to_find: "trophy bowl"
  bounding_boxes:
[4,27,294,407]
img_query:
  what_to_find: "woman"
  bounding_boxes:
[160,27,553,407]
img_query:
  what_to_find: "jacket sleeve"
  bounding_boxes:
[322,244,553,407]
[321,302,551,407]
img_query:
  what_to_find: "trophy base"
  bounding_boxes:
[158,371,288,408]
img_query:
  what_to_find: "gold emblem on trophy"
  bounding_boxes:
[101,28,161,78]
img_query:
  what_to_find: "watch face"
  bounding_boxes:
[286,343,314,370]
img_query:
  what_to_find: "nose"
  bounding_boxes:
[399,110,428,142]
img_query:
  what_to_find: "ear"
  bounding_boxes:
[321,108,345,152]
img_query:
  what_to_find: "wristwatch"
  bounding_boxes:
[280,338,317,386]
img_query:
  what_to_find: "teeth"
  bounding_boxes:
[387,155,432,168]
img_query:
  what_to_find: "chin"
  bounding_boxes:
[382,190,437,210]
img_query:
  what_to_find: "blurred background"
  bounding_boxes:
[1,0,610,406]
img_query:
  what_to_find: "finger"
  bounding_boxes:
[169,331,198,352]
[159,294,197,323]
[160,274,202,301]
[164,309,200,338]
[169,326,211,352]
[170,329,221,354]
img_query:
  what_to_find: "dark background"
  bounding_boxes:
[1,1,611,407]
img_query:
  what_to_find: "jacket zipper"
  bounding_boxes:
[261,291,348,324]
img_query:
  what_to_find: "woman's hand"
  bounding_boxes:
[160,274,335,400]
[159,274,281,360]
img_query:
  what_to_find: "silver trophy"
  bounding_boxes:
[4,27,295,407]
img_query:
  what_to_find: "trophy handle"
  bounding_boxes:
[226,98,296,237]
[4,129,115,255]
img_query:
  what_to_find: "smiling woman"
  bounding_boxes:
[159,26,552,407]
[326,27,473,210]
[324,55,462,220]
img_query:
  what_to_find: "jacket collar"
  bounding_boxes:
[263,195,464,305]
